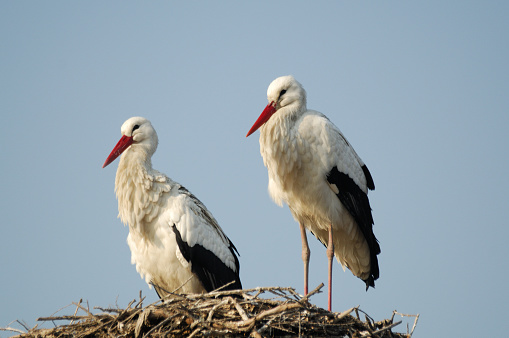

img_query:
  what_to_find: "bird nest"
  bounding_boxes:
[7,284,418,337]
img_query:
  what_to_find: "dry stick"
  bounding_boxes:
[234,282,324,330]
[134,309,150,338]
[299,283,323,302]
[37,315,91,321]
[211,280,236,293]
[171,275,194,293]
[125,299,137,310]
[37,302,75,327]
[188,327,202,338]
[0,327,26,334]
[229,297,249,321]
[0,320,26,334]
[174,304,214,332]
[336,306,358,322]
[394,312,419,337]
[80,318,112,337]
[354,307,361,320]
[70,299,82,325]
[253,316,278,336]
[365,315,375,332]
[235,300,302,330]
[372,320,402,336]
[187,285,302,300]
[206,298,229,321]
[357,307,375,324]
[287,287,303,301]
[15,319,31,332]
[141,314,180,338]
[72,300,95,317]
[409,314,420,336]
[149,277,200,304]
[241,281,324,328]
[137,290,143,308]
[251,289,264,299]
[94,306,123,314]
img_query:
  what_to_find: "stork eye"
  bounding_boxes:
[279,89,287,99]
[132,125,140,134]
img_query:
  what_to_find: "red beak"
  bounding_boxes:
[102,135,134,168]
[246,102,277,137]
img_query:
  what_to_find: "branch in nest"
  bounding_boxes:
[20,284,415,338]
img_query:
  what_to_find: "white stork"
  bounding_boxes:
[246,76,380,311]
[103,117,242,297]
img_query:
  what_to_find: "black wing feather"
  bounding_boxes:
[326,166,380,289]
[171,225,242,293]
[362,164,375,191]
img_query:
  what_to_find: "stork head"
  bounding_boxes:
[246,75,307,137]
[102,117,158,168]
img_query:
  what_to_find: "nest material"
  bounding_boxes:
[11,284,418,337]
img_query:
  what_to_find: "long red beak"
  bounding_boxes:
[102,135,134,168]
[246,102,277,137]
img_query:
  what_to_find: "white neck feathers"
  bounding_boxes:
[114,151,170,236]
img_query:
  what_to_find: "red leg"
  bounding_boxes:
[299,223,310,295]
[326,223,334,311]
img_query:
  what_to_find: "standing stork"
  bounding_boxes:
[246,76,380,311]
[103,117,242,297]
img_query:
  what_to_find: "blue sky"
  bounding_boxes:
[1,2,508,337]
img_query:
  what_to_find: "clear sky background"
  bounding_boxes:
[1,2,508,337]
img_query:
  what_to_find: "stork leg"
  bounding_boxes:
[327,223,334,312]
[299,223,310,296]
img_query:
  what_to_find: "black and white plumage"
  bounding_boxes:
[246,76,380,311]
[103,117,241,297]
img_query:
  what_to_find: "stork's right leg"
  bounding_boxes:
[327,223,334,312]
[299,223,310,295]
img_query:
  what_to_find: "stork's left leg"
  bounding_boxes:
[299,223,310,296]
[327,223,334,312]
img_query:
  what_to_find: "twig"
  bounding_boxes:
[72,300,94,317]
[188,327,202,338]
[37,315,90,321]
[0,327,26,334]
[336,306,358,321]
[94,307,123,314]
[142,314,179,338]
[211,280,236,293]
[394,311,420,336]
[126,299,136,310]
[372,320,402,336]
[70,299,82,325]
[40,302,75,327]
[357,307,375,324]
[206,298,229,321]
[299,283,323,302]
[16,319,31,332]
[230,297,249,321]
[236,301,303,330]
[255,315,278,335]
[172,275,194,293]
[136,290,145,309]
